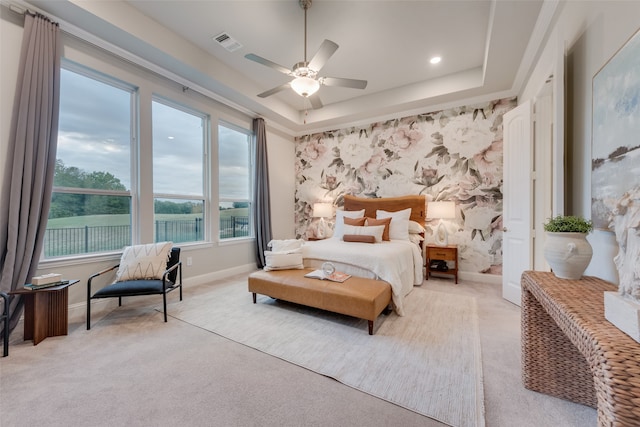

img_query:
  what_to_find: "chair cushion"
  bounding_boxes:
[115,242,173,282]
[92,279,172,298]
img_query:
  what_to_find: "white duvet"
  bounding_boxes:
[302,238,423,316]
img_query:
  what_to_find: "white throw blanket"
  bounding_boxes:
[302,239,423,316]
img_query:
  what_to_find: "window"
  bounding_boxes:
[45,65,134,258]
[218,122,253,240]
[44,43,253,259]
[152,99,206,243]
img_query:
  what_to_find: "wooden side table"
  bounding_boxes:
[9,280,79,345]
[425,244,458,283]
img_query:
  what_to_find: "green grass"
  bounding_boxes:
[219,208,248,219]
[47,214,130,228]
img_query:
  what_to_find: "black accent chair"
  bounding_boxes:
[87,247,182,330]
[1,291,9,357]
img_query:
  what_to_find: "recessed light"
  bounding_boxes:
[430,56,441,64]
[168,136,175,140]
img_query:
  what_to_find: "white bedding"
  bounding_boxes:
[302,239,423,316]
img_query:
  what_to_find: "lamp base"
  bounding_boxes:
[434,220,448,246]
[316,217,327,239]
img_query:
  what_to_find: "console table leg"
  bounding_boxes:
[521,288,597,408]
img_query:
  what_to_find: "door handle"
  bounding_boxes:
[503,227,508,232]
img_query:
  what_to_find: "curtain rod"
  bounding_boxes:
[6,2,57,25]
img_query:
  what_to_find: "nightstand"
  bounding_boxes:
[425,244,458,284]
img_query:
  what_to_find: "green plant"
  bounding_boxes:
[543,215,594,233]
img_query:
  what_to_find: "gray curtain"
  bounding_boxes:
[253,118,272,268]
[0,12,61,335]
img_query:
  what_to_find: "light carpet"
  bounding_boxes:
[165,280,485,427]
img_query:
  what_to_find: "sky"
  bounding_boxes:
[56,68,250,201]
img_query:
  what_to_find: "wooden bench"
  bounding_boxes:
[248,269,392,335]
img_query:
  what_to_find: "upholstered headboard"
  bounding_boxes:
[343,195,426,225]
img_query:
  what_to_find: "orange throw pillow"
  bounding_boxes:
[365,217,392,241]
[343,234,375,243]
[344,217,366,226]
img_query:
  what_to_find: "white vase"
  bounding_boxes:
[543,232,593,280]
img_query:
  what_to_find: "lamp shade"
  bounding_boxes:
[291,76,320,97]
[313,203,333,218]
[427,201,456,219]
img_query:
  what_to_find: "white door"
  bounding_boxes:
[502,100,533,306]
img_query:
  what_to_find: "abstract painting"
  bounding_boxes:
[592,27,640,230]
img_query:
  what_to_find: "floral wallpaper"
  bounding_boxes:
[294,97,517,275]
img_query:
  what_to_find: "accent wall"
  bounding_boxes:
[294,97,516,277]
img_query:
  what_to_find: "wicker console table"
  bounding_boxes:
[521,271,640,426]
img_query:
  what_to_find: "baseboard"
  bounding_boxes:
[183,263,257,287]
[69,263,258,323]
[459,271,502,285]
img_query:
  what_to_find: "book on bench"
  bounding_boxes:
[304,270,351,283]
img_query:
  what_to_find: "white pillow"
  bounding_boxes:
[342,224,385,243]
[408,220,425,234]
[332,209,365,240]
[115,241,173,282]
[263,250,304,271]
[268,239,303,253]
[376,208,411,241]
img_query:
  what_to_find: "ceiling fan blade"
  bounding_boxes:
[308,93,323,109]
[320,77,368,90]
[257,83,291,98]
[307,39,339,72]
[245,53,292,76]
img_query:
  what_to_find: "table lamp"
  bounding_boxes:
[313,203,333,239]
[427,201,456,246]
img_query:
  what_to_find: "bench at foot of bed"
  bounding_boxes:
[248,269,392,335]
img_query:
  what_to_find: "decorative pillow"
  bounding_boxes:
[343,224,385,243]
[376,208,411,241]
[344,217,366,226]
[409,220,426,234]
[365,217,392,241]
[263,250,304,271]
[268,239,304,253]
[343,234,376,244]
[332,209,365,240]
[115,241,173,282]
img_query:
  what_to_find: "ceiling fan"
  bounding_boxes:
[244,0,367,109]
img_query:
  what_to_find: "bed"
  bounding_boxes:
[302,195,426,316]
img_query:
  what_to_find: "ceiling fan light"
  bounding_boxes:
[291,76,320,97]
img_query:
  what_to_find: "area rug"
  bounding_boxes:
[166,280,485,427]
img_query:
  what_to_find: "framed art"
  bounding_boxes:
[591,27,640,230]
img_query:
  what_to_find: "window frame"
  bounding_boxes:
[217,120,255,242]
[151,95,210,245]
[44,61,137,260]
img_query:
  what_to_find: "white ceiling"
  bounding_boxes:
[29,0,553,134]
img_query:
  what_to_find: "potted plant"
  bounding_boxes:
[543,215,594,279]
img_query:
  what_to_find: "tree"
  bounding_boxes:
[50,160,129,218]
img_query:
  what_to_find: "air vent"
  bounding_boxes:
[213,32,243,52]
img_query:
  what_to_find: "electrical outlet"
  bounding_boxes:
[186,257,193,266]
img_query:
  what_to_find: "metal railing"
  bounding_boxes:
[219,216,249,239]
[44,216,249,257]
